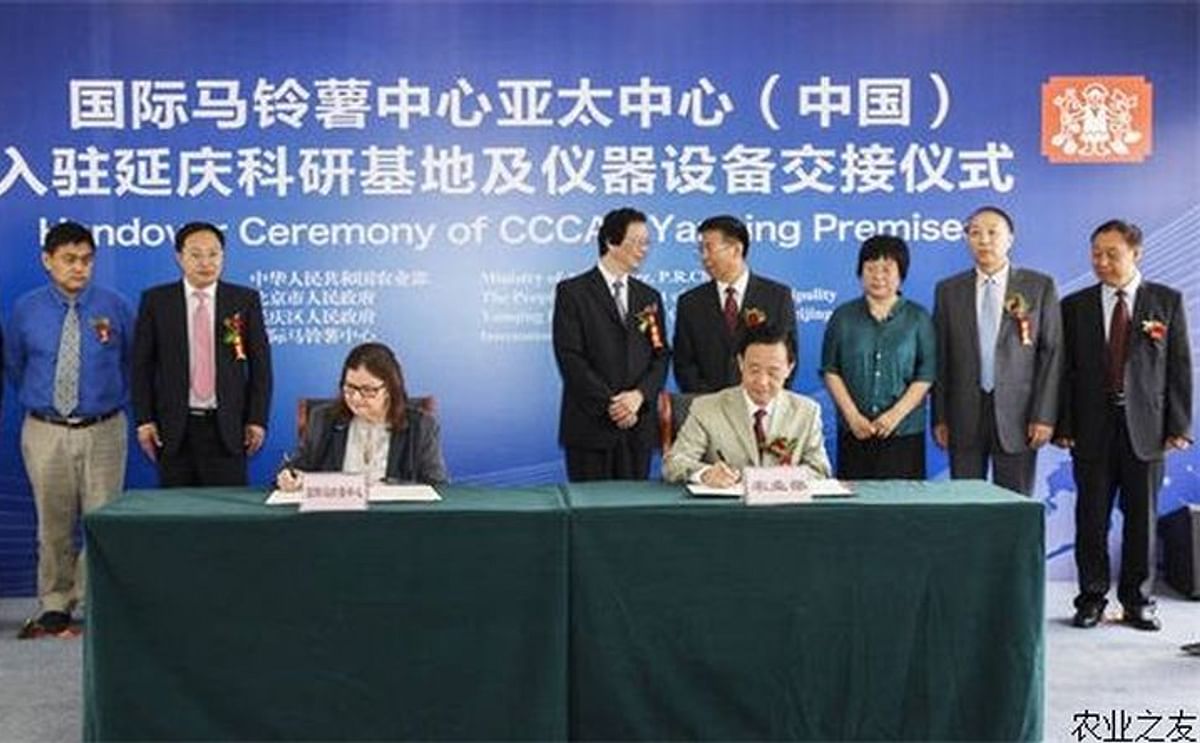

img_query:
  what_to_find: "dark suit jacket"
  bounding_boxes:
[133,280,272,456]
[932,266,1062,453]
[289,402,448,485]
[1056,281,1192,461]
[672,273,797,393]
[553,267,669,449]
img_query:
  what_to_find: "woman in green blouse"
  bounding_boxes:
[821,235,936,479]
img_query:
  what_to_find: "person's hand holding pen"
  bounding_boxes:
[276,454,304,492]
[700,450,742,488]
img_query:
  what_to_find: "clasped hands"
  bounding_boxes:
[608,389,644,429]
[845,410,903,441]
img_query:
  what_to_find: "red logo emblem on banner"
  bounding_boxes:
[1042,76,1152,163]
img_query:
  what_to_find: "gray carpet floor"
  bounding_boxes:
[1,581,1197,742]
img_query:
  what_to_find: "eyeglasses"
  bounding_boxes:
[342,382,387,399]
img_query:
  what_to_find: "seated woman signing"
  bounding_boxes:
[277,342,448,489]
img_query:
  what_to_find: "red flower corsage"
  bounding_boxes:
[90,316,112,344]
[1141,319,1167,342]
[743,307,768,329]
[761,435,799,465]
[635,304,665,352]
[1004,292,1033,346]
[223,313,247,361]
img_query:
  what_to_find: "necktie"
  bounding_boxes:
[612,279,627,322]
[723,286,738,334]
[753,408,768,449]
[192,292,215,400]
[1107,289,1130,394]
[979,277,1000,392]
[52,300,80,417]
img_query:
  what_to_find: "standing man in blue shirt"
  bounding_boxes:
[5,221,134,637]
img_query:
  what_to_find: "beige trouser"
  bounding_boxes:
[21,412,127,614]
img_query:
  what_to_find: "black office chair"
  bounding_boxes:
[657,391,697,454]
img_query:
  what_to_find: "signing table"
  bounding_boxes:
[84,480,1042,741]
[566,480,1043,741]
[83,486,568,741]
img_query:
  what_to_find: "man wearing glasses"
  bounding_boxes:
[673,215,797,393]
[133,221,272,486]
[552,207,669,481]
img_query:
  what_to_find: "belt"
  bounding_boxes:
[188,408,217,418]
[29,409,121,429]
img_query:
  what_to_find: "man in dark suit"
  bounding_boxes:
[552,207,669,481]
[133,222,272,486]
[933,206,1062,496]
[673,215,797,392]
[1055,219,1192,631]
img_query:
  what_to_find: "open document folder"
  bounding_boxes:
[686,479,854,498]
[266,483,441,505]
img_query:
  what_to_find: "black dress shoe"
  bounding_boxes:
[37,610,71,634]
[1072,603,1104,628]
[1182,642,1200,656]
[1122,605,1162,632]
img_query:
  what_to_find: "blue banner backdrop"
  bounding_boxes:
[1,2,1197,594]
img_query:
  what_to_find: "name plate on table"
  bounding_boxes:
[299,472,369,512]
[741,468,855,506]
[742,467,812,505]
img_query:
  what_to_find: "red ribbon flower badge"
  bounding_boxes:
[743,307,768,329]
[761,436,799,465]
[635,304,665,352]
[90,316,112,344]
[1141,319,1167,342]
[223,313,247,361]
[1004,292,1034,346]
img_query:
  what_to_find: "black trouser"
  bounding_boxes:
[1073,405,1162,610]
[158,413,248,487]
[836,431,925,480]
[565,436,651,482]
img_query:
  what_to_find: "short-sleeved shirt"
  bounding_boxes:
[820,296,936,436]
[5,283,135,417]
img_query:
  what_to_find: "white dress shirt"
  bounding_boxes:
[1101,270,1141,341]
[715,269,751,312]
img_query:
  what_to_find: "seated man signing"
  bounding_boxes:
[664,326,832,486]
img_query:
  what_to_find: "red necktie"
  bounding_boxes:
[192,292,215,400]
[724,286,738,334]
[753,408,768,449]
[1106,289,1130,394]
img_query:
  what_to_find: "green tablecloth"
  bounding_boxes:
[565,480,1044,741]
[83,486,568,741]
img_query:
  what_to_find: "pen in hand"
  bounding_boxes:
[715,450,741,483]
[280,453,302,490]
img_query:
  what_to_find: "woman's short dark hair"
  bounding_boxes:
[597,207,647,256]
[1090,219,1143,247]
[336,342,410,430]
[857,235,910,281]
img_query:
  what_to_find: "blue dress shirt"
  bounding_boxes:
[5,283,135,417]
